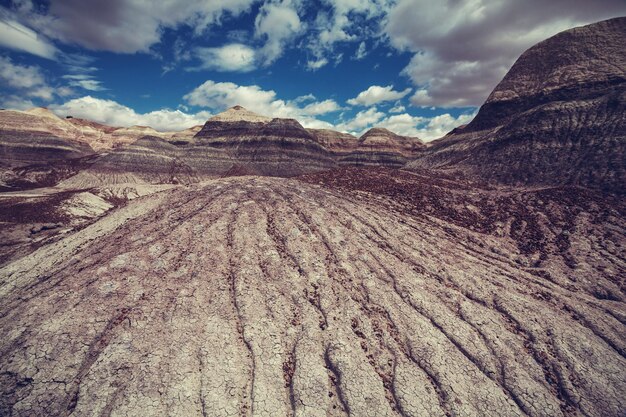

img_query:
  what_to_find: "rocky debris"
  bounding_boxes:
[0,173,624,416]
[0,182,173,266]
[406,17,626,193]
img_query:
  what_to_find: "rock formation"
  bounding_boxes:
[194,106,337,176]
[0,109,95,168]
[406,17,626,193]
[307,128,358,153]
[341,128,423,168]
[1,169,624,416]
[307,127,423,168]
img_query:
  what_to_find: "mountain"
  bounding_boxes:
[406,17,626,193]
[307,128,358,153]
[194,106,336,176]
[0,109,95,168]
[307,127,424,168]
[340,128,423,168]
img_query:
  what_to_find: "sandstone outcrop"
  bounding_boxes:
[194,106,336,176]
[341,128,423,168]
[406,17,626,193]
[308,127,423,168]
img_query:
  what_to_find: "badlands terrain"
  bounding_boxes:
[0,17,625,417]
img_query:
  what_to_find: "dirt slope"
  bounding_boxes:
[1,172,624,416]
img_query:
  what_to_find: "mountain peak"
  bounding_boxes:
[209,106,271,123]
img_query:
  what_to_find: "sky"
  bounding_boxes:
[0,0,624,140]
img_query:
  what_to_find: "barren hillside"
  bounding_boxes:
[0,170,624,416]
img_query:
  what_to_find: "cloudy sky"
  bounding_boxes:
[0,0,624,139]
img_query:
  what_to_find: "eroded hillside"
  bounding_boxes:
[1,171,624,416]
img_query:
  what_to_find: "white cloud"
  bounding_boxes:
[304,0,391,67]
[302,99,342,116]
[193,43,256,72]
[354,41,367,60]
[389,104,405,113]
[0,95,35,110]
[14,0,257,54]
[51,96,212,131]
[0,19,58,59]
[0,56,70,101]
[62,74,105,91]
[335,105,476,140]
[0,56,45,89]
[183,80,339,128]
[347,85,411,106]
[255,0,303,65]
[306,57,329,71]
[336,107,385,133]
[385,0,626,107]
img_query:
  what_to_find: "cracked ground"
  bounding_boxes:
[0,169,625,416]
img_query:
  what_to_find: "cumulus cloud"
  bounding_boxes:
[378,112,475,140]
[255,0,303,66]
[336,107,385,132]
[385,0,626,107]
[347,85,411,106]
[1,95,36,110]
[0,56,71,101]
[183,80,340,128]
[51,96,212,131]
[0,56,45,89]
[306,57,329,71]
[193,44,256,72]
[335,105,476,140]
[0,18,58,59]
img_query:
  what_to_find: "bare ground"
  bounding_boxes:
[0,170,624,416]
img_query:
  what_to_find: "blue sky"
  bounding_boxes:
[1,0,624,139]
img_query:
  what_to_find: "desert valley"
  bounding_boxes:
[0,12,624,417]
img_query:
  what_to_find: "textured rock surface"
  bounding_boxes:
[0,109,203,190]
[341,128,423,168]
[308,127,423,168]
[307,129,358,153]
[195,107,337,176]
[406,17,626,193]
[0,109,95,168]
[1,170,624,416]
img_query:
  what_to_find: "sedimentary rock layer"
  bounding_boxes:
[406,17,626,193]
[195,108,337,176]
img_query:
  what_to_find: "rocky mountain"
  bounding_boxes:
[0,109,95,168]
[307,128,358,153]
[340,128,423,168]
[307,127,424,168]
[406,17,626,193]
[194,106,336,176]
